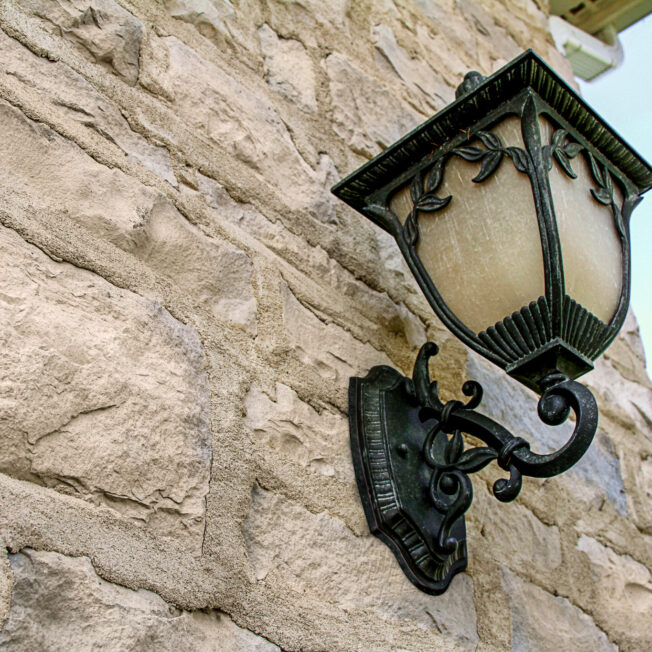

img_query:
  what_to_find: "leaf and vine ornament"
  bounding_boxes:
[543,128,626,238]
[403,130,532,246]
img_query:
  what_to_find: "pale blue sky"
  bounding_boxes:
[578,15,652,372]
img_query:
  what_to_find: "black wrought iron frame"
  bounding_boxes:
[350,85,641,393]
[332,50,652,594]
[350,341,597,593]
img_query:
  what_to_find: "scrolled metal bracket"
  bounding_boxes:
[349,342,598,594]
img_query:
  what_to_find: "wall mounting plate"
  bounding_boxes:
[349,365,467,595]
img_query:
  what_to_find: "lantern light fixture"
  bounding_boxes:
[331,50,652,595]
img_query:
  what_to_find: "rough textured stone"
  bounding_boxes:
[153,35,337,222]
[22,0,142,85]
[136,199,257,333]
[243,485,479,649]
[325,52,421,157]
[196,174,421,344]
[282,282,392,385]
[373,24,454,110]
[258,24,317,113]
[0,549,279,651]
[0,30,175,185]
[245,382,352,482]
[501,568,616,652]
[0,101,256,332]
[0,225,211,543]
[0,98,154,242]
[577,535,652,649]
[471,484,562,573]
[589,340,652,437]
[0,555,10,630]
[0,0,650,649]
[165,0,235,39]
[456,0,522,63]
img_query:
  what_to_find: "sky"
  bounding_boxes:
[577,15,652,372]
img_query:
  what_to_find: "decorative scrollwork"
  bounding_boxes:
[403,130,531,246]
[408,341,597,555]
[349,339,600,594]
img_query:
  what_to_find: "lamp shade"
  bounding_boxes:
[332,50,652,394]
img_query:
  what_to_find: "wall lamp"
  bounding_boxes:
[331,50,652,594]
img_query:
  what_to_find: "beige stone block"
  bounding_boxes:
[0,549,279,651]
[470,484,562,573]
[165,0,235,39]
[577,535,652,649]
[20,0,142,85]
[628,454,652,534]
[0,554,11,630]
[136,199,257,333]
[501,568,616,651]
[245,382,352,482]
[258,24,317,113]
[412,0,478,61]
[0,225,211,542]
[456,0,523,63]
[0,99,155,243]
[196,174,424,344]
[265,0,348,40]
[243,485,479,649]
[282,282,392,385]
[604,310,651,387]
[0,30,175,185]
[373,24,454,110]
[588,353,652,439]
[0,101,256,331]
[412,23,472,86]
[150,35,337,223]
[325,52,421,157]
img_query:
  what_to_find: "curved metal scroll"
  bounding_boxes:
[349,342,598,594]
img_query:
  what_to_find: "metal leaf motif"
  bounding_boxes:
[564,142,583,158]
[425,158,445,192]
[455,447,498,473]
[553,147,577,179]
[552,128,567,148]
[445,430,464,465]
[399,127,537,240]
[546,128,628,271]
[613,204,626,238]
[454,146,485,161]
[404,211,418,245]
[410,170,424,203]
[416,193,452,212]
[506,146,529,173]
[591,187,612,205]
[472,150,502,182]
[587,152,604,186]
[603,164,613,193]
[476,131,501,151]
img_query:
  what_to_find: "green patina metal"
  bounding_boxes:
[332,50,651,594]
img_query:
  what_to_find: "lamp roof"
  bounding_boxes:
[332,49,652,221]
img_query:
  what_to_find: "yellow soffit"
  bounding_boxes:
[550,0,652,36]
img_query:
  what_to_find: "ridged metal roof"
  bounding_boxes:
[332,50,652,213]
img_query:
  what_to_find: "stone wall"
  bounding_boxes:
[0,1,650,650]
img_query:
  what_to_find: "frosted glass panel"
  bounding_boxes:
[540,117,623,324]
[389,116,545,333]
[389,184,412,224]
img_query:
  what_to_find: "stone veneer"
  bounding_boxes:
[0,1,650,650]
